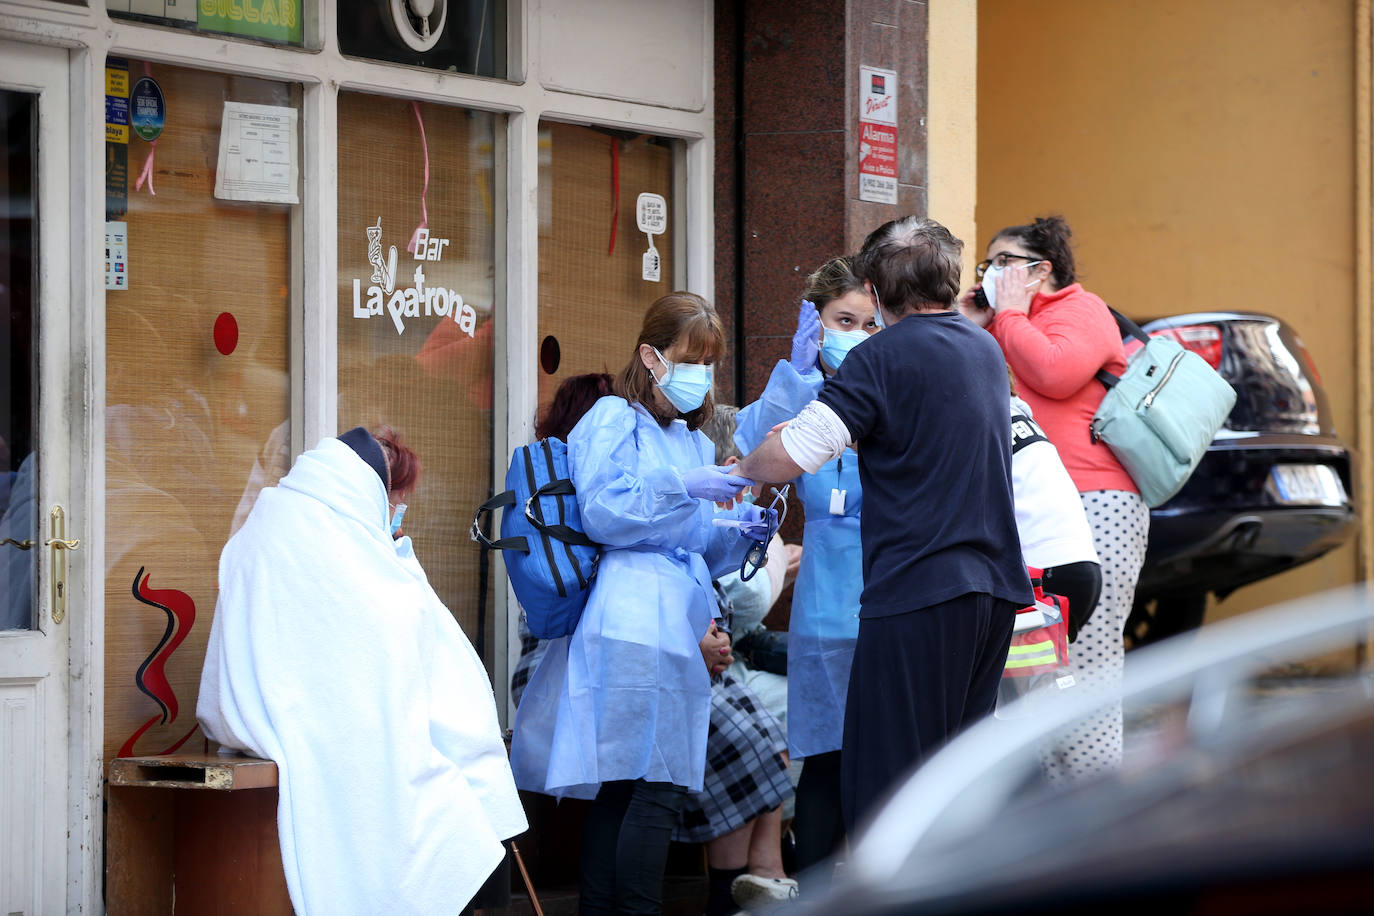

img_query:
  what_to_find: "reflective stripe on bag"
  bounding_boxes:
[1004,639,1059,670]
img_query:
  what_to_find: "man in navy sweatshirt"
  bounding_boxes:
[734,216,1032,831]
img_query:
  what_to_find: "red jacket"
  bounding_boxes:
[988,283,1137,494]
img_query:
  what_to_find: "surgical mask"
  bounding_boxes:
[390,503,407,537]
[980,261,1043,311]
[651,347,713,414]
[819,327,869,370]
[870,285,888,330]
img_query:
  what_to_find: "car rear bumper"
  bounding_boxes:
[1139,440,1356,598]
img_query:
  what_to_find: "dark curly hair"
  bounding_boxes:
[988,215,1077,289]
[535,373,615,441]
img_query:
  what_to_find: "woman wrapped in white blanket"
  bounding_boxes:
[197,427,526,916]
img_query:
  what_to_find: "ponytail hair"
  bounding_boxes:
[990,215,1076,289]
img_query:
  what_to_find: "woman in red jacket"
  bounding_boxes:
[958,215,1147,782]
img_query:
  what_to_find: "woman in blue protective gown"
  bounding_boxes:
[732,257,877,889]
[510,291,776,916]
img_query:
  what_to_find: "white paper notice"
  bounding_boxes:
[637,192,666,282]
[642,249,661,283]
[858,65,899,205]
[214,102,299,205]
[106,221,129,291]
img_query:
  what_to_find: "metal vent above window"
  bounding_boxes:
[338,0,506,78]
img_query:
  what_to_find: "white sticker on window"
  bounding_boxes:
[636,193,667,234]
[106,221,129,291]
[637,192,665,282]
[351,217,476,337]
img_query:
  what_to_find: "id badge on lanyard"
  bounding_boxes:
[829,488,846,515]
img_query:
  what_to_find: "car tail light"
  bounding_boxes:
[1151,324,1223,369]
[1296,340,1323,385]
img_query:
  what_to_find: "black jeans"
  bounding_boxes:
[1041,560,1103,641]
[793,750,845,894]
[580,779,688,916]
[841,593,1017,833]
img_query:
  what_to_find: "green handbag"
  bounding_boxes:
[1089,309,1237,508]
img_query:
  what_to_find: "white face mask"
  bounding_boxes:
[980,260,1043,311]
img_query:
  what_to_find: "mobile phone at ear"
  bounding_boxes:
[972,287,991,310]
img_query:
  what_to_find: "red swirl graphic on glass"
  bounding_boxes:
[118,567,201,758]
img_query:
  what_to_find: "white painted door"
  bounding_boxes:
[0,40,75,916]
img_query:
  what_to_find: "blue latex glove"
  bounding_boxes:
[683,465,755,503]
[738,504,778,542]
[790,299,821,369]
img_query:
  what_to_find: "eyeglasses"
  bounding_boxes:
[740,485,789,582]
[975,254,1042,279]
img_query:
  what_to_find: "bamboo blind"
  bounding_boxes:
[336,93,500,663]
[535,122,676,406]
[104,62,294,761]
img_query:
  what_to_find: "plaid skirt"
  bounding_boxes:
[673,672,792,843]
[510,622,547,709]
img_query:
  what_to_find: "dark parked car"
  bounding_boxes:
[1124,312,1357,647]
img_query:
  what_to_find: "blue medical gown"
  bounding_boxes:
[734,360,864,759]
[510,397,753,798]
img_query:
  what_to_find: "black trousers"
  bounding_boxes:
[840,592,1017,833]
[580,779,688,916]
[1040,560,1103,642]
[793,750,845,893]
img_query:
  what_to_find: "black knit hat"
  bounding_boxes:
[338,426,389,492]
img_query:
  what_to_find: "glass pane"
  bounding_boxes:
[104,61,296,759]
[536,122,676,407]
[336,93,499,666]
[338,0,506,78]
[106,0,305,48]
[0,90,37,632]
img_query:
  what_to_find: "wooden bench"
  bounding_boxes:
[106,752,291,915]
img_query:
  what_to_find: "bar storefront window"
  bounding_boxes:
[336,92,500,666]
[103,61,298,760]
[535,121,676,405]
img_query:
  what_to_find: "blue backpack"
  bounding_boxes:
[471,438,599,639]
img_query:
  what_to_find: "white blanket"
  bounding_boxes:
[198,437,526,916]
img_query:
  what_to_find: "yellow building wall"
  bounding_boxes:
[927,0,980,282]
[977,0,1360,623]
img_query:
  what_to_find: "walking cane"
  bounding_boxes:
[511,841,544,916]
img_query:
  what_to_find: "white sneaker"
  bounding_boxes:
[730,874,799,911]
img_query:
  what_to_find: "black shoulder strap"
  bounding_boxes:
[1010,413,1049,454]
[1097,304,1149,389]
[1107,305,1150,345]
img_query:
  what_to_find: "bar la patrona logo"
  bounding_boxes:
[352,218,476,337]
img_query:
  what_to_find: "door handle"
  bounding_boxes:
[1,537,34,550]
[45,506,80,625]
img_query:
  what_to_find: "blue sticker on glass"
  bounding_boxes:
[106,94,129,127]
[130,77,165,142]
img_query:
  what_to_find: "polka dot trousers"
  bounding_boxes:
[1041,489,1149,783]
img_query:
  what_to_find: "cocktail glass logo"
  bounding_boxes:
[353,217,477,336]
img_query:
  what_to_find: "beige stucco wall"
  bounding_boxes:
[977,0,1361,623]
[927,0,979,280]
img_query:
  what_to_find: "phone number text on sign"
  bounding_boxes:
[858,65,898,205]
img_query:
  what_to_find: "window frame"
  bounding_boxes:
[0,2,715,906]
